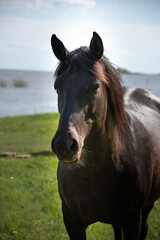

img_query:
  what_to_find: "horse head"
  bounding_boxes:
[51,32,108,164]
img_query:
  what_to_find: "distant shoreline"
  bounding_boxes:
[117,67,160,75]
[0,70,160,118]
[0,68,159,76]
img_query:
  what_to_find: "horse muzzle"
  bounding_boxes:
[51,132,80,164]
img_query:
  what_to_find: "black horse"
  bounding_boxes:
[51,32,160,240]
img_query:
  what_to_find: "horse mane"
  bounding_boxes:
[94,57,130,168]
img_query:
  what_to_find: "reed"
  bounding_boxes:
[13,79,28,87]
[0,80,7,87]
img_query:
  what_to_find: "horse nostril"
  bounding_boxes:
[51,135,79,160]
[51,138,56,153]
[70,139,78,154]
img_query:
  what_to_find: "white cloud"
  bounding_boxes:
[53,0,95,8]
[0,16,160,73]
[0,0,96,11]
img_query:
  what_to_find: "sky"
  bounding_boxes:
[0,0,160,74]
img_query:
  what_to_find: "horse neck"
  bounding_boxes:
[84,118,114,170]
[84,106,128,174]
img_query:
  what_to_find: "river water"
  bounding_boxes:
[0,69,160,118]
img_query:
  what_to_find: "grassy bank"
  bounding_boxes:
[0,113,160,239]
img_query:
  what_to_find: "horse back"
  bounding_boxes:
[123,87,160,113]
[123,87,160,206]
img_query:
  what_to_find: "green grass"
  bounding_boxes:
[0,113,160,239]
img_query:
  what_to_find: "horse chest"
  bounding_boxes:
[58,169,130,224]
[59,176,99,222]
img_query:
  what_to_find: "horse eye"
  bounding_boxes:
[91,84,100,93]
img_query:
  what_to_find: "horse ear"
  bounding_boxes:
[90,32,104,59]
[51,34,69,61]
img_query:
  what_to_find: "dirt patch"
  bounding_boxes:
[0,152,31,158]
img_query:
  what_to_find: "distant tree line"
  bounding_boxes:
[117,67,132,74]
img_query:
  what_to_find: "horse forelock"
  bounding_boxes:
[55,47,95,78]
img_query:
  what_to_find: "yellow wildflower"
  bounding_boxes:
[10,177,14,180]
[13,230,18,234]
